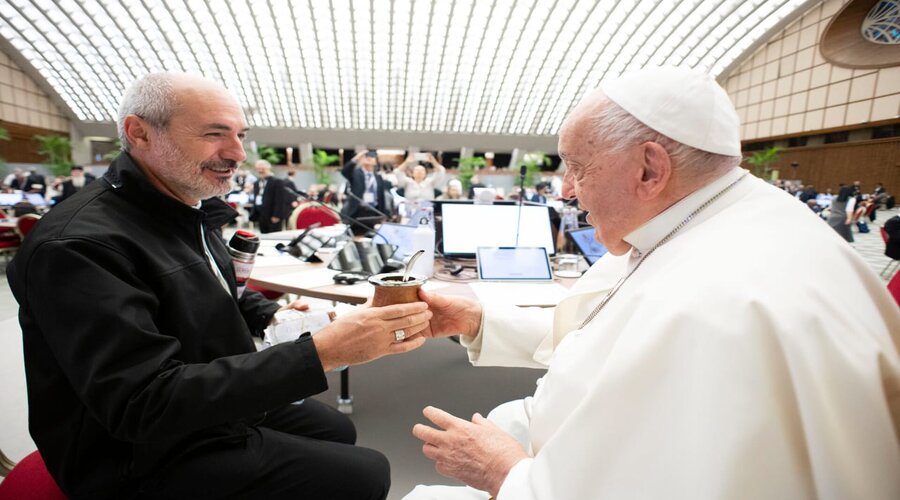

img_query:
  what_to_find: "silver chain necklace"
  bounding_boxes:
[578,172,748,330]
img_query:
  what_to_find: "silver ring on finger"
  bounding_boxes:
[393,329,407,343]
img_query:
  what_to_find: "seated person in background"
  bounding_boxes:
[341,150,392,224]
[405,66,900,500]
[57,165,94,204]
[798,184,817,203]
[851,195,873,225]
[530,181,552,204]
[232,168,256,194]
[806,198,825,217]
[8,72,432,500]
[2,167,24,190]
[438,179,465,200]
[815,188,833,208]
[395,153,446,204]
[11,169,47,197]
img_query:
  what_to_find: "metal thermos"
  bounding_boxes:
[227,230,260,298]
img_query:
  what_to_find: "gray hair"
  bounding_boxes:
[591,99,741,179]
[117,73,179,152]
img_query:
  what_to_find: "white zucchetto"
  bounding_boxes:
[600,66,742,157]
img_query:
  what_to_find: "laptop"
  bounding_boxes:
[566,227,608,265]
[404,200,434,226]
[372,222,419,260]
[476,247,554,282]
[472,247,566,307]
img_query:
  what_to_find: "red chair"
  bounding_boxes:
[15,214,41,239]
[888,271,900,307]
[294,206,340,230]
[0,233,20,264]
[0,450,67,499]
[0,210,18,238]
[247,283,284,300]
[0,213,23,263]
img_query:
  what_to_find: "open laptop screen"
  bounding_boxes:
[372,222,418,260]
[440,203,555,257]
[566,226,608,265]
[476,247,553,281]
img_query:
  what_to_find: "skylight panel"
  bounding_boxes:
[0,0,812,134]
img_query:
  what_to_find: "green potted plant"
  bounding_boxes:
[256,144,284,165]
[0,127,9,171]
[454,156,486,192]
[312,149,339,185]
[102,138,123,162]
[745,147,781,180]
[519,151,551,188]
[34,134,73,176]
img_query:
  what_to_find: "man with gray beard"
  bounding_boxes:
[7,72,431,499]
[57,165,93,203]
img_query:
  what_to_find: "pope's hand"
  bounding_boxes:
[413,406,528,497]
[418,289,482,339]
[312,301,431,371]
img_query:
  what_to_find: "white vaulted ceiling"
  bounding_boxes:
[0,0,814,137]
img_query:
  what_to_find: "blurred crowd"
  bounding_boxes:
[773,178,895,243]
[223,152,570,233]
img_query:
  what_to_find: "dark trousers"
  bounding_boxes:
[136,400,390,499]
[258,216,285,234]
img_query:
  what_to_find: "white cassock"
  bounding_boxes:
[406,168,900,500]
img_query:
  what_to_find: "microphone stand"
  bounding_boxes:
[515,165,526,246]
[343,188,392,221]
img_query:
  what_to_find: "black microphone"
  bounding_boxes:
[286,222,321,247]
[290,190,402,273]
[518,165,527,207]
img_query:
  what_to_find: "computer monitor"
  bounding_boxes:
[0,193,46,207]
[438,202,555,258]
[566,226,608,265]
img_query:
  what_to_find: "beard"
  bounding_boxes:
[155,134,236,202]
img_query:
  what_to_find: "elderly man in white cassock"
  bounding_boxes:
[404,66,900,500]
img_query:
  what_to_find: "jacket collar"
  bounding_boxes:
[103,153,237,228]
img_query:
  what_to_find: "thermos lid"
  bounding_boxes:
[229,230,260,254]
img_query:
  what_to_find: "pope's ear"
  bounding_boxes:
[636,141,672,200]
[122,115,152,150]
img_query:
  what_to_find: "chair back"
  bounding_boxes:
[888,271,900,307]
[0,450,67,499]
[295,206,340,230]
[15,214,41,239]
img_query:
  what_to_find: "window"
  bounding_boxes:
[862,1,900,45]
[872,124,900,139]
[824,132,849,144]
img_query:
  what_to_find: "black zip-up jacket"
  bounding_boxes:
[7,154,329,499]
